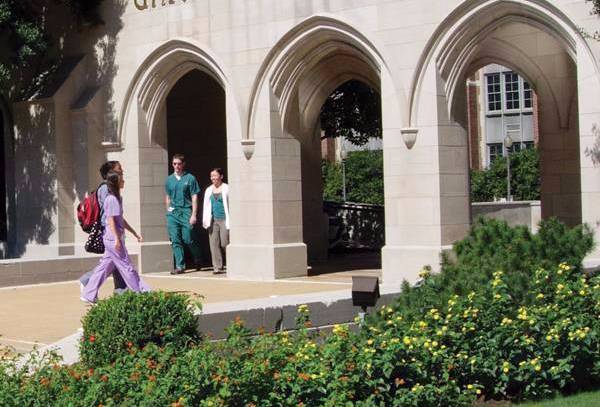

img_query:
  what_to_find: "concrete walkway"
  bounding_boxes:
[0,271,355,354]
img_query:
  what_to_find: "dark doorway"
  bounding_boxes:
[0,112,6,241]
[166,70,227,267]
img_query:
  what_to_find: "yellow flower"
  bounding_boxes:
[536,293,544,299]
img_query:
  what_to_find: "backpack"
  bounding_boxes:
[77,183,104,233]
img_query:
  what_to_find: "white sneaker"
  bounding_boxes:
[80,296,96,306]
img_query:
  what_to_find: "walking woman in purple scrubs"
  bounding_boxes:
[81,171,150,304]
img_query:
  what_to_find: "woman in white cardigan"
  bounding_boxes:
[202,168,230,274]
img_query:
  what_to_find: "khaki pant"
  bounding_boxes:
[208,219,229,272]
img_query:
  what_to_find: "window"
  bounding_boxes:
[486,74,502,112]
[523,141,534,149]
[504,72,520,110]
[523,81,532,109]
[488,143,504,163]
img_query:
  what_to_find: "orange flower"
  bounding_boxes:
[100,375,108,382]
[127,341,133,348]
[148,375,156,382]
[297,373,310,381]
[395,377,405,386]
[89,335,96,343]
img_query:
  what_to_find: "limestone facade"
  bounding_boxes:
[2,0,600,285]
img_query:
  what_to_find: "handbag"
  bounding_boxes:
[84,221,105,254]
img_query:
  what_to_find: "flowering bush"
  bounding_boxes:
[365,263,600,403]
[1,262,599,406]
[80,291,201,368]
[1,221,598,405]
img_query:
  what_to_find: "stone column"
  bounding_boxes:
[227,86,307,280]
[382,67,470,286]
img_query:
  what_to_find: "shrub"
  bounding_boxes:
[80,291,201,368]
[3,262,600,406]
[396,218,594,315]
[2,221,598,405]
[322,150,384,205]
[471,147,540,202]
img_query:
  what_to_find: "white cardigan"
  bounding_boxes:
[202,183,230,230]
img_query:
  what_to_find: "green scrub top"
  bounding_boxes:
[165,172,200,209]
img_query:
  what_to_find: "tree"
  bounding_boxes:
[322,150,384,205]
[319,80,381,146]
[0,1,103,103]
[470,148,540,202]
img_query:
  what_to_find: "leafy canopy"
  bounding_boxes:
[320,80,381,146]
[0,0,103,102]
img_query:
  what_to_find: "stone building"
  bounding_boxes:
[1,0,599,285]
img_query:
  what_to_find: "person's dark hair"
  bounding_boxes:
[210,168,223,176]
[105,171,121,201]
[99,161,120,180]
[172,153,185,163]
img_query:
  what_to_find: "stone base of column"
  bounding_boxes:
[139,241,173,274]
[227,243,307,280]
[381,245,444,286]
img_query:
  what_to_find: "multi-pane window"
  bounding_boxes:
[485,71,533,114]
[504,72,520,110]
[486,74,502,112]
[488,143,504,163]
[523,81,532,109]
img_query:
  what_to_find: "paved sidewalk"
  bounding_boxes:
[0,271,352,354]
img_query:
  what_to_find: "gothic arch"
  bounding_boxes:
[247,13,404,141]
[119,38,242,147]
[408,0,599,129]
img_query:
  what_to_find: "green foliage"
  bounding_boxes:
[4,261,600,405]
[0,1,104,102]
[322,150,384,205]
[471,148,540,202]
[80,291,201,368]
[396,218,594,315]
[590,0,600,15]
[320,80,382,146]
[2,220,598,405]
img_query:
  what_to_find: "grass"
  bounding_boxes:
[517,390,600,406]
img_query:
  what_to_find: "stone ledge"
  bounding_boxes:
[197,287,401,340]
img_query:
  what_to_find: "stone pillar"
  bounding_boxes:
[136,103,172,274]
[382,67,470,286]
[577,43,600,265]
[227,87,307,280]
[302,124,328,263]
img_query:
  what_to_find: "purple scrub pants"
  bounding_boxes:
[82,237,150,303]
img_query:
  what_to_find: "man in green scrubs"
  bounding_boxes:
[165,153,202,274]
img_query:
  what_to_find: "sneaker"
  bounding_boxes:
[212,269,225,275]
[170,268,184,275]
[80,296,96,306]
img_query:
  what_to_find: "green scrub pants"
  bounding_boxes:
[167,208,202,270]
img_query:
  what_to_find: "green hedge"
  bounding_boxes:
[471,148,540,202]
[322,150,383,205]
[80,291,201,368]
[394,217,594,314]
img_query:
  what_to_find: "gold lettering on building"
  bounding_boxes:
[134,0,184,11]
